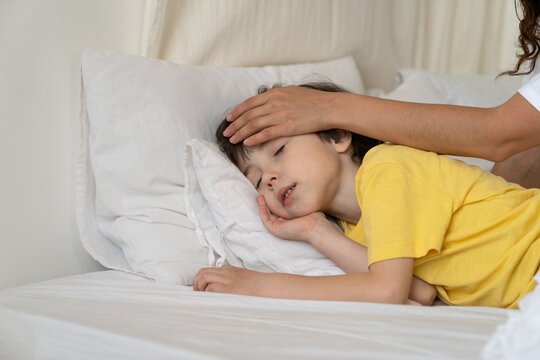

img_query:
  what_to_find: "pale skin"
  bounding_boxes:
[222,87,540,188]
[194,133,437,305]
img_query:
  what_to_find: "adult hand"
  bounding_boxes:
[224,85,339,145]
[257,196,335,243]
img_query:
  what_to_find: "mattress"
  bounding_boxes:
[0,270,510,359]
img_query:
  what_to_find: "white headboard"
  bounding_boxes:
[141,0,519,91]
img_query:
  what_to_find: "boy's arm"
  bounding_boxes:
[302,213,436,306]
[194,257,414,304]
[253,196,436,305]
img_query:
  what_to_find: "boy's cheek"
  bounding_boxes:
[263,195,285,218]
[263,195,278,212]
[260,193,300,220]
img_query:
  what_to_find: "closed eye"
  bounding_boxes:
[255,144,284,189]
[274,145,285,156]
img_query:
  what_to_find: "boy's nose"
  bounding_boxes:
[262,172,279,187]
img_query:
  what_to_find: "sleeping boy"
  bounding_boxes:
[193,82,540,309]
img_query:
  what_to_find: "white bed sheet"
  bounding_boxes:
[0,270,510,359]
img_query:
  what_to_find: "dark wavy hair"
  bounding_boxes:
[501,0,540,76]
[216,82,382,167]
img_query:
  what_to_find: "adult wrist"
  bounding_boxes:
[328,92,357,132]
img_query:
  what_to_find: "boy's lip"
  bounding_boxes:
[278,184,296,206]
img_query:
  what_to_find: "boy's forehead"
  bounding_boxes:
[244,140,271,158]
[239,141,270,174]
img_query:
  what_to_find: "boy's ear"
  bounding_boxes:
[331,130,352,154]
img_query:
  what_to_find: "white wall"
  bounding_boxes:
[0,0,145,289]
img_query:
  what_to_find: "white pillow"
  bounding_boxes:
[78,49,363,284]
[389,68,521,107]
[382,69,522,172]
[184,138,344,275]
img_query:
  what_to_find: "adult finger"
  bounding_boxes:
[228,112,283,144]
[227,92,269,122]
[225,107,273,142]
[243,123,290,146]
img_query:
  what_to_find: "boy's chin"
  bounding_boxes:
[266,206,293,220]
[265,197,318,220]
[269,207,314,220]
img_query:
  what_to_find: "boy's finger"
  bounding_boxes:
[257,196,280,229]
[257,195,268,208]
[194,268,226,292]
[193,268,211,291]
[257,196,271,222]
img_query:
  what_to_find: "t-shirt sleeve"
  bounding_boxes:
[518,71,540,112]
[359,162,454,266]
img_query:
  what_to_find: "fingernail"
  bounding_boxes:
[229,136,237,143]
[243,138,252,146]
[226,114,232,121]
[223,129,230,137]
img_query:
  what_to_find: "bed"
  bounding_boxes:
[0,270,511,359]
[1,1,538,359]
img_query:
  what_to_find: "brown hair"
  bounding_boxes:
[501,0,540,76]
[216,82,382,167]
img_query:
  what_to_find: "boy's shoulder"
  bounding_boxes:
[362,143,432,166]
[360,144,484,185]
[359,144,456,182]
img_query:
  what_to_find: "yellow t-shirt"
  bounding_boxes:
[339,144,540,309]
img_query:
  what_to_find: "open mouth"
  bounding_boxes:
[279,184,296,206]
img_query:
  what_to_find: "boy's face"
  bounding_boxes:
[239,134,346,219]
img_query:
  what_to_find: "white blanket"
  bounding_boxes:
[482,274,540,359]
[0,271,510,359]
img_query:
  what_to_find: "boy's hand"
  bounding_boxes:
[409,277,437,306]
[193,266,267,296]
[257,196,334,243]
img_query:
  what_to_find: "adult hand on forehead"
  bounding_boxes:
[224,85,338,145]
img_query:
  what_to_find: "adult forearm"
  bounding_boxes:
[333,93,497,159]
[332,92,540,162]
